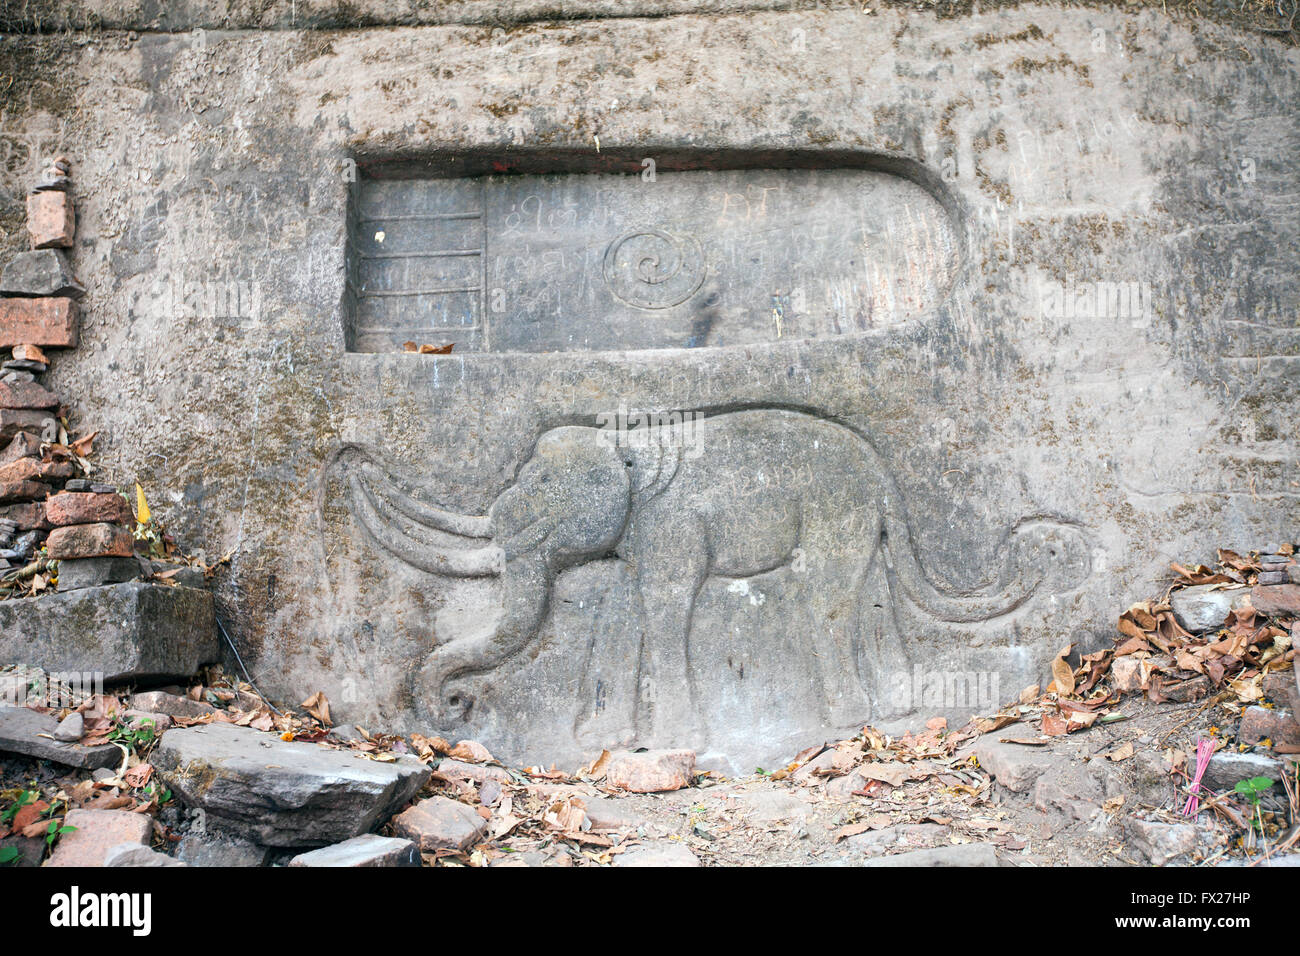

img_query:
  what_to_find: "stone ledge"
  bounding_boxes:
[0,582,219,684]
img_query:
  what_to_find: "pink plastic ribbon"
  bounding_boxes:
[1182,737,1215,816]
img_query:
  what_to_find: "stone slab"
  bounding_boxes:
[26,191,74,249]
[0,249,84,298]
[153,723,431,847]
[287,834,421,867]
[0,705,121,769]
[0,582,219,683]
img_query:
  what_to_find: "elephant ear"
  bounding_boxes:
[528,427,632,562]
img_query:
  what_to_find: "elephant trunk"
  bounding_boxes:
[420,553,552,724]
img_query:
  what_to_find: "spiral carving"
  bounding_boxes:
[603,229,706,309]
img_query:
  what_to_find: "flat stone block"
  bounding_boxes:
[288,834,421,867]
[0,249,84,298]
[153,723,431,847]
[0,705,120,768]
[0,582,219,683]
[54,556,141,591]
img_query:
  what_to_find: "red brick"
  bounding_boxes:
[45,809,151,867]
[0,501,49,530]
[1238,705,1300,751]
[46,491,132,527]
[0,379,58,410]
[0,457,73,484]
[46,522,134,559]
[0,297,78,348]
[1252,585,1300,617]
[26,190,74,249]
[0,480,46,503]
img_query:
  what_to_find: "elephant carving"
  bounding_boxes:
[323,407,1091,745]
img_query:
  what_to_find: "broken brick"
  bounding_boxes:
[0,457,73,484]
[0,297,78,348]
[25,190,75,249]
[46,491,133,527]
[0,480,47,504]
[45,522,134,559]
[0,379,59,410]
[0,501,50,530]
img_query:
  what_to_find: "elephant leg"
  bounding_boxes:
[632,536,710,749]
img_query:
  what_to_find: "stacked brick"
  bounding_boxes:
[0,157,139,589]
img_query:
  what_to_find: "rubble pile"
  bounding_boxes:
[1,544,1296,868]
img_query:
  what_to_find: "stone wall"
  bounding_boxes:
[1,2,1295,768]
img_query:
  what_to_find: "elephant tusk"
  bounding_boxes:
[358,461,493,539]
[348,473,504,577]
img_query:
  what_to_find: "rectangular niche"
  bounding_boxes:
[343,150,961,355]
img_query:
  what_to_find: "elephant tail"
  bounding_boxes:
[879,499,1089,624]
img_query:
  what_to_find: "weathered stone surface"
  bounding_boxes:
[582,796,646,831]
[390,795,488,852]
[973,739,1064,793]
[174,831,270,867]
[1170,585,1242,634]
[0,582,219,683]
[0,705,120,769]
[153,723,431,847]
[26,190,74,249]
[45,809,151,867]
[0,297,77,348]
[0,379,58,410]
[1204,751,1288,791]
[128,690,216,718]
[104,843,188,866]
[46,522,134,559]
[55,555,141,590]
[435,757,512,784]
[1125,818,1201,866]
[288,834,421,867]
[1238,706,1300,750]
[7,5,1296,770]
[0,249,84,298]
[1263,670,1300,714]
[1252,585,1300,617]
[613,841,701,867]
[46,491,133,526]
[1034,765,1103,821]
[606,749,696,792]
[52,711,83,742]
[859,843,1001,867]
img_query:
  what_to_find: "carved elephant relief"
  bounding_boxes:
[322,407,1091,749]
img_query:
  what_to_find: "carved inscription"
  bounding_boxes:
[345,163,960,353]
